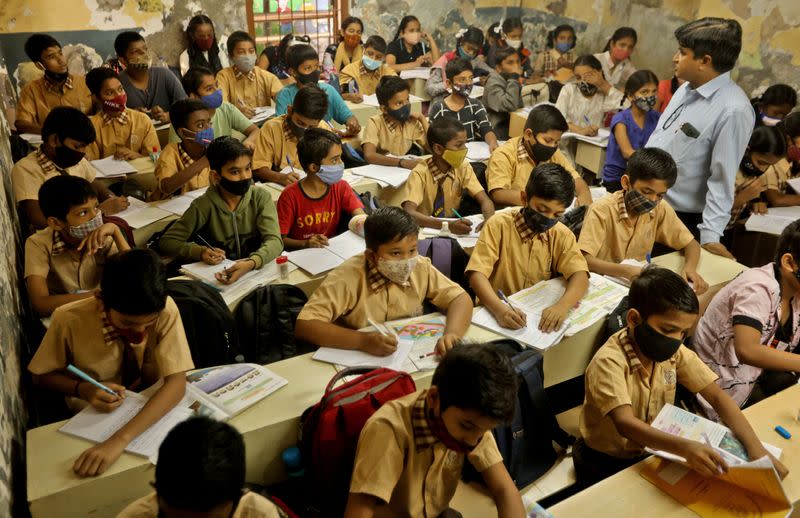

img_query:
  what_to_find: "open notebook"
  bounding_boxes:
[349,163,412,188]
[113,197,171,228]
[286,231,365,276]
[90,156,138,178]
[180,257,298,305]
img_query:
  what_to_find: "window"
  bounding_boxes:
[247,0,345,55]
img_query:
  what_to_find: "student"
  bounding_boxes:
[179,14,229,77]
[325,16,365,73]
[28,248,195,477]
[656,73,684,112]
[345,343,525,517]
[467,163,590,332]
[84,67,160,161]
[402,117,495,234]
[426,27,492,104]
[579,148,707,292]
[118,417,281,518]
[257,33,311,84]
[593,27,638,90]
[159,137,283,282]
[115,31,187,123]
[531,24,577,83]
[428,58,499,152]
[12,107,128,229]
[15,33,92,134]
[274,44,360,135]
[153,99,212,199]
[295,207,473,356]
[483,23,501,59]
[555,54,624,136]
[486,18,532,79]
[600,70,660,192]
[339,35,397,100]
[486,104,592,207]
[764,112,800,207]
[252,84,328,185]
[216,31,283,117]
[277,128,365,249]
[576,266,788,487]
[25,176,130,317]
[385,15,440,72]
[751,84,797,127]
[483,46,524,140]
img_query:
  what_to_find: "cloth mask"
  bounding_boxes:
[404,32,421,45]
[195,36,214,51]
[53,145,86,169]
[388,104,411,123]
[524,137,557,163]
[44,69,69,82]
[219,177,252,196]
[787,145,800,164]
[187,126,214,147]
[317,163,345,185]
[102,93,127,114]
[611,47,631,61]
[634,95,657,112]
[115,327,147,345]
[624,188,659,215]
[233,54,257,73]
[287,116,307,139]
[457,46,476,60]
[555,41,573,53]
[522,207,558,233]
[201,89,223,109]
[343,34,361,48]
[442,148,468,170]
[427,409,474,453]
[634,322,682,362]
[376,255,418,285]
[452,83,473,97]
[296,69,321,85]
[760,112,782,127]
[68,210,103,239]
[578,81,598,96]
[506,38,522,50]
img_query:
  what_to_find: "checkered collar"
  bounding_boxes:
[359,63,379,78]
[619,328,644,373]
[177,143,196,168]
[36,148,66,174]
[411,391,440,451]
[366,258,393,293]
[282,115,298,143]
[102,109,129,126]
[101,310,121,346]
[516,137,534,165]
[383,113,400,133]
[233,65,256,82]
[616,190,631,221]
[427,157,454,184]
[51,229,68,256]
[44,74,73,94]
[513,210,537,243]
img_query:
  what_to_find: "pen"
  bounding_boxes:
[451,208,467,222]
[645,252,652,264]
[286,154,296,175]
[67,364,119,397]
[196,234,214,249]
[583,115,591,126]
[419,351,437,359]
[701,433,724,474]
[497,290,525,321]
[367,318,388,336]
[350,80,359,94]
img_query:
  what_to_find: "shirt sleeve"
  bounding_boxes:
[164,69,188,105]
[327,85,354,124]
[361,117,380,148]
[602,88,625,111]
[729,280,772,333]
[275,88,291,116]
[339,182,364,214]
[141,118,161,154]
[24,234,50,279]
[252,123,278,171]
[297,266,358,322]
[655,203,695,251]
[551,149,581,180]
[551,225,589,279]
[468,431,504,472]
[228,104,255,134]
[585,348,632,418]
[425,67,447,99]
[423,259,467,309]
[349,415,406,503]
[577,204,607,257]
[251,191,284,268]
[158,202,207,261]
[401,167,426,206]
[485,145,515,192]
[267,71,283,100]
[471,100,494,140]
[276,188,296,236]
[338,64,356,90]
[28,309,72,374]
[483,74,522,114]
[15,83,38,125]
[555,84,573,122]
[465,217,501,277]
[216,70,232,103]
[675,345,718,393]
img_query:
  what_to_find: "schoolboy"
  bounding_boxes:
[159,137,283,284]
[153,99,212,199]
[339,35,397,100]
[26,176,130,317]
[12,106,129,229]
[277,128,365,249]
[28,248,195,477]
[345,343,525,517]
[15,33,92,134]
[362,75,429,169]
[486,104,592,207]
[252,84,328,185]
[467,163,589,332]
[118,417,280,518]
[402,117,494,234]
[295,207,473,356]
[483,46,524,140]
[576,267,788,487]
[84,67,160,160]
[275,44,361,135]
[579,148,708,292]
[216,31,283,117]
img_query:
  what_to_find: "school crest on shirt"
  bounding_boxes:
[663,369,676,386]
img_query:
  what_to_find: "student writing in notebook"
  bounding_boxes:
[28,249,195,477]
[295,207,472,357]
[339,35,396,101]
[555,54,623,137]
[764,112,800,207]
[216,31,283,118]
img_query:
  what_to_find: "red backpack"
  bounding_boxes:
[300,367,416,516]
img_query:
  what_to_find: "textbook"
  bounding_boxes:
[155,187,208,216]
[113,197,171,228]
[746,207,800,236]
[286,231,365,276]
[250,106,276,124]
[399,67,432,80]
[90,156,137,178]
[180,257,299,305]
[349,163,412,188]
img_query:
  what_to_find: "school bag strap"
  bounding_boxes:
[322,366,380,399]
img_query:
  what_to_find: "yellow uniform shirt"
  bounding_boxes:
[763,158,796,194]
[16,75,92,129]
[402,158,484,217]
[580,328,717,458]
[466,209,588,297]
[216,66,283,108]
[86,108,160,160]
[333,42,364,73]
[297,254,466,330]
[486,136,580,195]
[350,390,503,518]
[11,149,96,203]
[153,142,211,199]
[578,190,694,263]
[338,62,397,96]
[251,115,327,172]
[117,491,280,518]
[362,113,427,157]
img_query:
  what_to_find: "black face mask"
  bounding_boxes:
[524,137,558,163]
[740,153,761,178]
[522,207,558,233]
[286,116,307,139]
[219,177,252,196]
[296,69,321,85]
[53,145,85,169]
[387,104,411,123]
[44,69,69,82]
[633,322,682,362]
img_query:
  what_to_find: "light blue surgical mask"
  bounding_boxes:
[200,88,223,109]
[317,162,345,185]
[361,55,383,71]
[555,41,572,53]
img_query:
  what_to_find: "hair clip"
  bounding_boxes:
[456,28,467,39]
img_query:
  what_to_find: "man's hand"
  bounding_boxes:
[539,302,569,332]
[681,441,727,478]
[77,381,126,412]
[702,242,735,260]
[281,171,301,186]
[307,234,329,248]
[349,93,364,104]
[238,104,256,119]
[623,264,645,282]
[751,201,768,215]
[497,306,527,330]
[361,332,398,356]
[113,147,139,160]
[150,106,169,123]
[449,219,473,235]
[73,435,127,477]
[98,196,130,215]
[78,223,118,256]
[200,246,226,265]
[215,259,256,284]
[345,116,361,136]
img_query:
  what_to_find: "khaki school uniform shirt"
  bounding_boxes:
[486,136,580,196]
[466,210,588,297]
[402,158,484,217]
[86,109,160,160]
[580,328,717,458]
[297,254,465,330]
[252,115,328,172]
[350,390,502,518]
[25,228,117,295]
[217,66,283,108]
[579,190,694,263]
[153,142,211,199]
[338,62,397,96]
[11,149,96,203]
[362,113,427,156]
[117,491,280,518]
[28,296,194,388]
[16,75,92,129]
[763,159,796,194]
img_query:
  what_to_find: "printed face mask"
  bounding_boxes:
[68,210,103,239]
[127,56,151,71]
[102,93,127,114]
[452,83,473,98]
[361,55,383,71]
[317,163,345,185]
[218,176,252,196]
[200,89,223,109]
[624,188,659,215]
[233,54,257,73]
[388,103,411,123]
[522,207,558,233]
[578,81,597,96]
[343,34,361,48]
[634,322,682,362]
[441,148,468,170]
[186,126,214,147]
[376,255,418,285]
[634,95,657,112]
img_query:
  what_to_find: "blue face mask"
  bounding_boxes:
[361,55,382,71]
[186,126,214,147]
[317,162,345,185]
[200,88,223,109]
[457,46,476,59]
[555,41,572,53]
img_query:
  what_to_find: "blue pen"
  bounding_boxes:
[67,364,119,396]
[775,425,792,439]
[497,290,525,328]
[582,115,591,126]
[285,154,296,175]
[646,252,651,264]
[350,80,359,95]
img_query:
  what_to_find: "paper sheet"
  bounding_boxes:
[325,230,367,260]
[472,306,568,350]
[90,156,138,178]
[263,167,306,191]
[113,197,171,228]
[399,67,432,80]
[465,141,507,162]
[420,215,484,248]
[786,177,800,194]
[250,106,276,124]
[562,128,610,146]
[469,85,484,99]
[155,187,207,216]
[745,213,794,236]
[313,340,413,370]
[20,133,43,145]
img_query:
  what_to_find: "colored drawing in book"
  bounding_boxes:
[391,321,446,341]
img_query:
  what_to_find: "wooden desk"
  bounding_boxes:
[509,109,528,139]
[93,157,157,194]
[406,77,431,101]
[574,140,606,177]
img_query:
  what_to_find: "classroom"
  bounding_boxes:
[1,0,800,516]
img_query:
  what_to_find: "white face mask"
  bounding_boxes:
[376,255,418,285]
[68,210,103,239]
[506,38,522,50]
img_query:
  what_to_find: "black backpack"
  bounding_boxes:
[166,280,241,368]
[233,284,312,364]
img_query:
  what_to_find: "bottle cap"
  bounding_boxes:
[282,446,302,468]
[276,255,288,265]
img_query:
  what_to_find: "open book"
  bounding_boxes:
[286,231,365,276]
[420,214,485,248]
[746,206,800,236]
[155,187,208,216]
[349,163,412,188]
[113,197,171,228]
[180,257,299,305]
[91,156,138,178]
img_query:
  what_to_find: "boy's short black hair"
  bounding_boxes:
[226,30,255,57]
[169,98,208,131]
[114,31,146,58]
[85,67,119,97]
[101,249,167,315]
[749,125,788,157]
[493,46,518,66]
[39,175,96,221]
[42,107,96,145]
[445,57,473,81]
[24,34,61,62]
[206,136,252,173]
[626,148,678,187]
[427,116,465,148]
[375,76,409,107]
[297,128,341,171]
[526,162,575,206]
[775,219,800,264]
[291,84,329,120]
[155,417,245,512]
[181,67,214,96]
[524,104,568,135]
[286,44,319,71]
[364,207,419,250]
[674,17,742,73]
[628,266,699,320]
[432,343,518,423]
[364,35,387,55]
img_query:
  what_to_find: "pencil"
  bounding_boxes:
[367,318,388,336]
[67,364,119,397]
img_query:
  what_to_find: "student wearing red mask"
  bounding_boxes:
[764,112,800,208]
[179,14,229,77]
[594,27,638,90]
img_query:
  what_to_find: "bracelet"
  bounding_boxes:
[73,381,83,398]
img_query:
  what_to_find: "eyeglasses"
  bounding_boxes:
[661,103,685,131]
